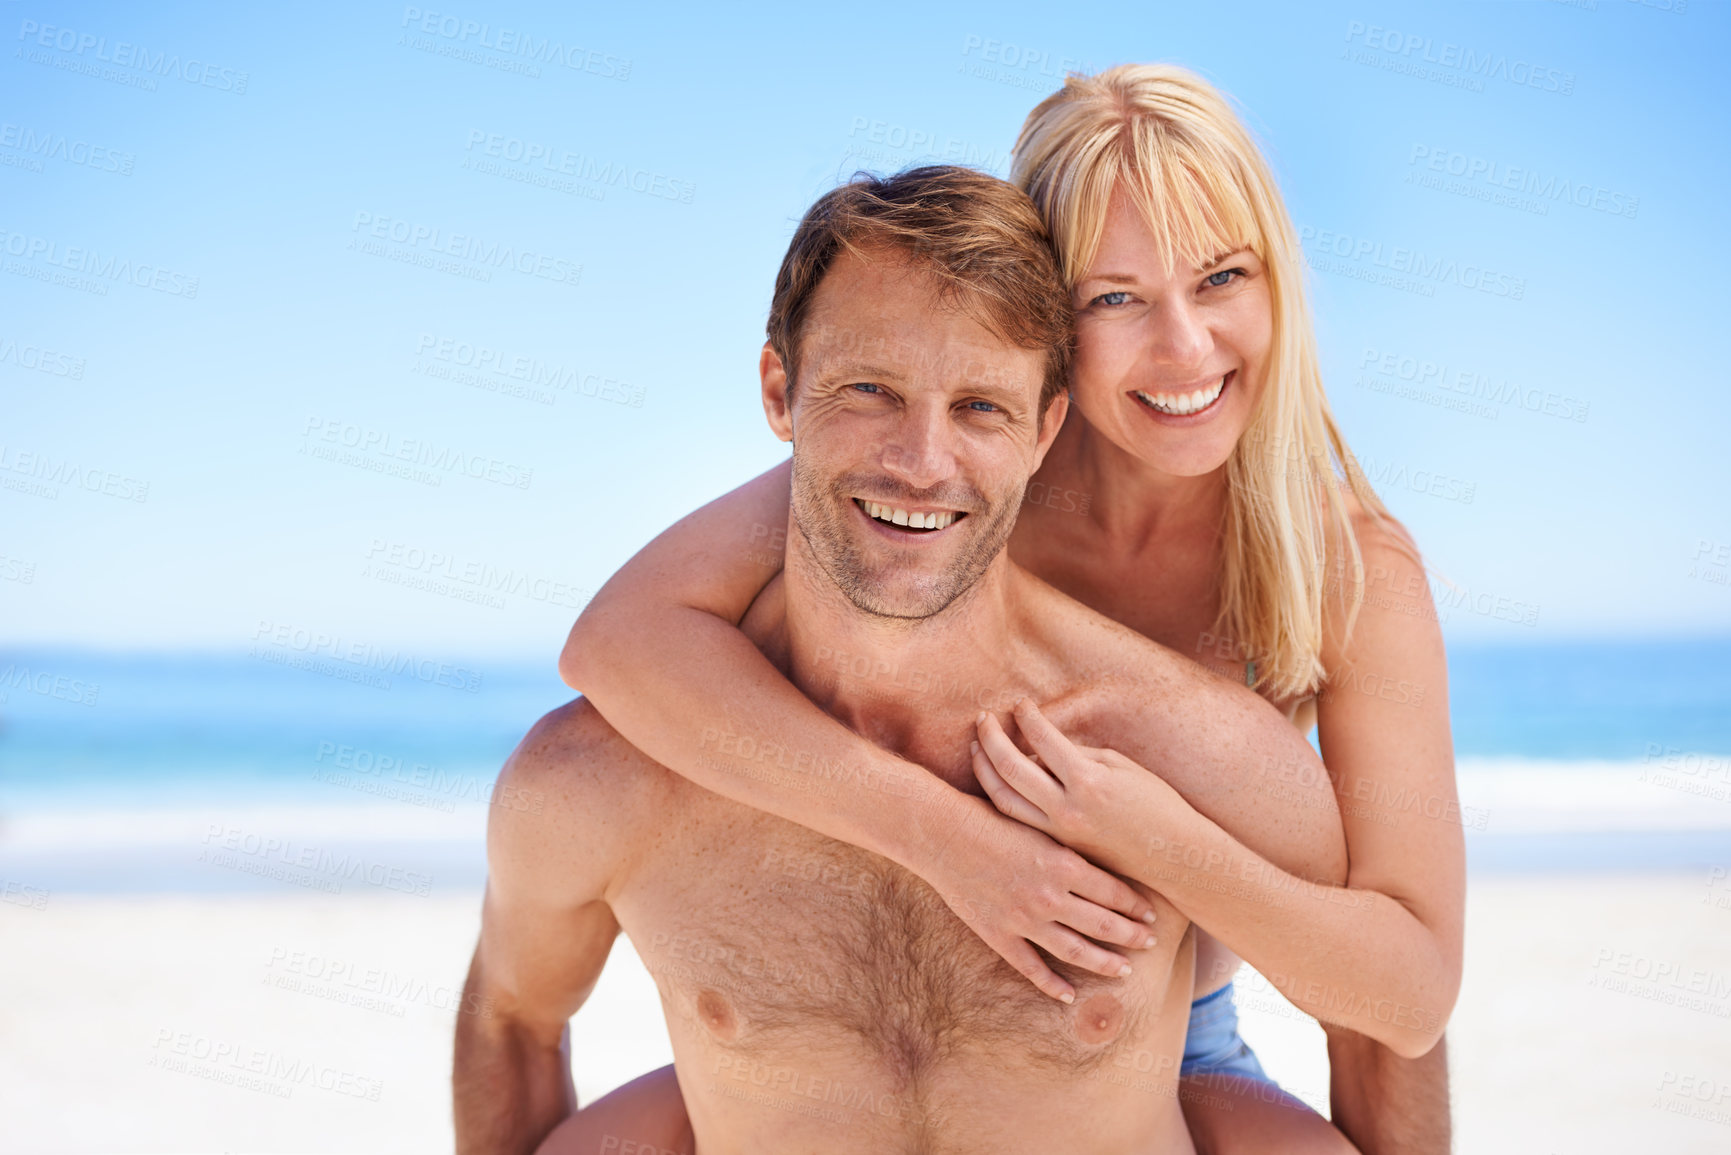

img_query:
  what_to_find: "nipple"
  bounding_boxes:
[1074,993,1125,1045]
[696,988,737,1040]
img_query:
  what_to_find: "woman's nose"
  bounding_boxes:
[1148,298,1211,367]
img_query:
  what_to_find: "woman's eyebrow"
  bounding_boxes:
[1198,248,1249,270]
[1081,252,1248,285]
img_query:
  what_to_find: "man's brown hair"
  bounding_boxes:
[766,165,1072,413]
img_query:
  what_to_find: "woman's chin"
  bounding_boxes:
[1127,432,1239,479]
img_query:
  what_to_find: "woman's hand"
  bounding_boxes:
[919,789,1160,1005]
[971,698,1180,873]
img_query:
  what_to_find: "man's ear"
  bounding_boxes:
[1029,390,1070,472]
[760,343,794,443]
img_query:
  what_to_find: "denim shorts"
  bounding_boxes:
[1181,981,1272,1082]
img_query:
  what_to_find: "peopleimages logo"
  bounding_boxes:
[0,335,85,379]
[349,211,581,288]
[1408,145,1638,220]
[463,130,694,204]
[1343,20,1576,95]
[0,662,100,707]
[249,619,483,694]
[300,416,534,490]
[398,7,630,80]
[843,117,1010,173]
[1299,225,1526,300]
[0,443,150,502]
[16,19,250,93]
[0,123,134,175]
[0,228,199,298]
[413,333,645,408]
[1357,347,1590,423]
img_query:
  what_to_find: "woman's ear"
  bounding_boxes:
[760,343,793,443]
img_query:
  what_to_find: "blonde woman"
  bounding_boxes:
[543,66,1461,1153]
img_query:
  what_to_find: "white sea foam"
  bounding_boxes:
[3,758,1727,854]
[0,801,486,852]
[1457,757,1731,835]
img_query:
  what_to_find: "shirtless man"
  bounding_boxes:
[454,167,1350,1154]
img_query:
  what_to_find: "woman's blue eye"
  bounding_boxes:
[1092,291,1132,307]
[1205,268,1244,288]
[852,382,883,394]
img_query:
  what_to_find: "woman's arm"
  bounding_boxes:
[559,460,1159,1003]
[972,525,1463,1057]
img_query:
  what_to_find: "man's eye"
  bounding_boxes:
[1091,291,1132,307]
[965,400,999,413]
[1204,268,1245,288]
[851,382,883,394]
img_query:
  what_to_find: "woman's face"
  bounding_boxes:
[1067,189,1274,479]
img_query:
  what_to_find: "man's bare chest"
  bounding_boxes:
[613,786,1187,1087]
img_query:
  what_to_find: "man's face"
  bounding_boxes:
[761,247,1066,620]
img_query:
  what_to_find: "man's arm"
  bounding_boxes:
[1326,1028,1451,1155]
[454,702,631,1155]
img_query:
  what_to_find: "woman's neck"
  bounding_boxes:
[1043,406,1229,555]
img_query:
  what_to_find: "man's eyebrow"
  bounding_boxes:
[968,379,1036,411]
[815,357,1034,408]
[813,361,908,382]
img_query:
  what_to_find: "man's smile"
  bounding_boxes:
[852,497,967,534]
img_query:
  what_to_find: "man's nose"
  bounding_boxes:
[1147,297,1211,367]
[879,406,958,490]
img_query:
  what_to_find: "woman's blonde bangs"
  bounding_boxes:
[1017,71,1266,289]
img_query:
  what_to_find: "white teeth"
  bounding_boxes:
[1136,375,1226,416]
[859,501,960,531]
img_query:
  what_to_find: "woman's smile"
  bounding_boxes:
[1130,369,1234,420]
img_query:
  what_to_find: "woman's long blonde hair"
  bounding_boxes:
[1012,63,1398,701]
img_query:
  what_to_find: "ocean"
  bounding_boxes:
[1,639,1727,893]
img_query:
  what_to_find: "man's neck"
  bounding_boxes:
[771,525,1033,771]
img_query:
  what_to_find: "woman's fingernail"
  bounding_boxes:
[1141,911,1158,925]
[1118,963,1133,977]
[1143,935,1157,949]
[1060,991,1075,1004]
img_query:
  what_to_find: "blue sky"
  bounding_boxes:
[2,0,1727,660]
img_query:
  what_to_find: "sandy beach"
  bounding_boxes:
[5,863,1729,1152]
[4,752,1729,1151]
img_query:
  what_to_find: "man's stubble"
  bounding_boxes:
[786,451,1022,622]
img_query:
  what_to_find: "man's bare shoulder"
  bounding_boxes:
[501,697,668,795]
[1009,567,1348,884]
[1010,565,1237,704]
[1010,566,1291,781]
[487,698,679,899]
